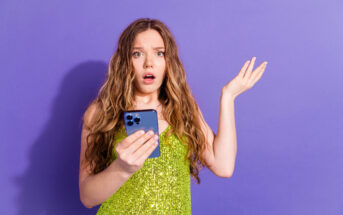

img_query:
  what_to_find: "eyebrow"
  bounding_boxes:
[132,47,165,50]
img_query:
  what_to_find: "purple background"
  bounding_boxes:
[1,0,342,214]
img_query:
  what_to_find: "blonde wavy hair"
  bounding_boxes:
[83,18,208,184]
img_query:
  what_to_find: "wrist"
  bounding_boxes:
[220,90,236,102]
[109,160,133,179]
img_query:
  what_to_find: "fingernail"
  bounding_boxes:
[154,135,159,140]
[148,130,154,136]
[141,130,145,134]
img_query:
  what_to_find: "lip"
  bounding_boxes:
[142,72,155,79]
[143,78,155,84]
[142,72,156,85]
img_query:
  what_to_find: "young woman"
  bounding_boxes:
[79,18,267,214]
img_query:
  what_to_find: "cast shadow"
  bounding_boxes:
[14,61,108,214]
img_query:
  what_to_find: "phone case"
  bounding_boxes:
[123,109,160,158]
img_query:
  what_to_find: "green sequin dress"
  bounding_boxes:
[96,125,191,215]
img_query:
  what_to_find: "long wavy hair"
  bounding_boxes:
[82,18,208,184]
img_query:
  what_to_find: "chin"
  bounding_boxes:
[136,85,161,94]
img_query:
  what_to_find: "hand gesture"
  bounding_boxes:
[222,56,268,99]
[114,130,159,175]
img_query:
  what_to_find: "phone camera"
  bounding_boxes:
[134,117,140,123]
[127,121,133,126]
[126,115,133,120]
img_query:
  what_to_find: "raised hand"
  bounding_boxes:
[222,56,268,99]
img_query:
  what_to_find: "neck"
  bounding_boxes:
[133,89,161,109]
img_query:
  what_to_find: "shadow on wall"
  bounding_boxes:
[14,61,108,215]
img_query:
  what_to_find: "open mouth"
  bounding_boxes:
[143,74,155,79]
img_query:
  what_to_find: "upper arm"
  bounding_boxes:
[198,108,216,169]
[79,102,101,187]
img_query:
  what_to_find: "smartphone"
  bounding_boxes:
[123,109,160,158]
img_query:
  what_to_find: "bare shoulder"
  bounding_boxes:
[79,101,101,180]
[83,101,102,129]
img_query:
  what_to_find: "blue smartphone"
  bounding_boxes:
[123,109,160,158]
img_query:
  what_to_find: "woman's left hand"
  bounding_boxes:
[222,56,268,99]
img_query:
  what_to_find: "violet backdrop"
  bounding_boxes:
[1,0,342,214]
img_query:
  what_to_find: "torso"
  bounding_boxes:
[97,117,191,215]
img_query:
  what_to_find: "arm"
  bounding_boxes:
[79,159,132,208]
[79,103,159,208]
[200,57,268,178]
[199,92,237,178]
[79,104,133,208]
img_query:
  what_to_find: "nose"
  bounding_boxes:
[144,53,154,69]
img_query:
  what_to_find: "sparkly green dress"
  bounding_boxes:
[96,125,191,215]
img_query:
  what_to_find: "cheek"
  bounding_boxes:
[156,58,166,70]
[132,59,142,72]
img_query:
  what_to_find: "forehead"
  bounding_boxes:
[133,29,165,48]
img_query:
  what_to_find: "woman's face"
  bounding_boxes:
[131,29,166,95]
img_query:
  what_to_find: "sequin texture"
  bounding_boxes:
[96,125,191,214]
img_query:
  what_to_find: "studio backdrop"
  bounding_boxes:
[1,0,342,214]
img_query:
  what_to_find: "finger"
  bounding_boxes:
[120,129,145,148]
[133,134,159,160]
[244,56,256,79]
[135,138,159,163]
[126,130,156,154]
[237,60,251,78]
[251,63,267,84]
[250,61,267,82]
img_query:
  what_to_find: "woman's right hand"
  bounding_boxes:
[114,130,159,175]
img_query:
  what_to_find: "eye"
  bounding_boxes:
[132,51,142,57]
[157,51,165,57]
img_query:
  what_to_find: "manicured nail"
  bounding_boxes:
[148,130,154,136]
[154,135,159,140]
